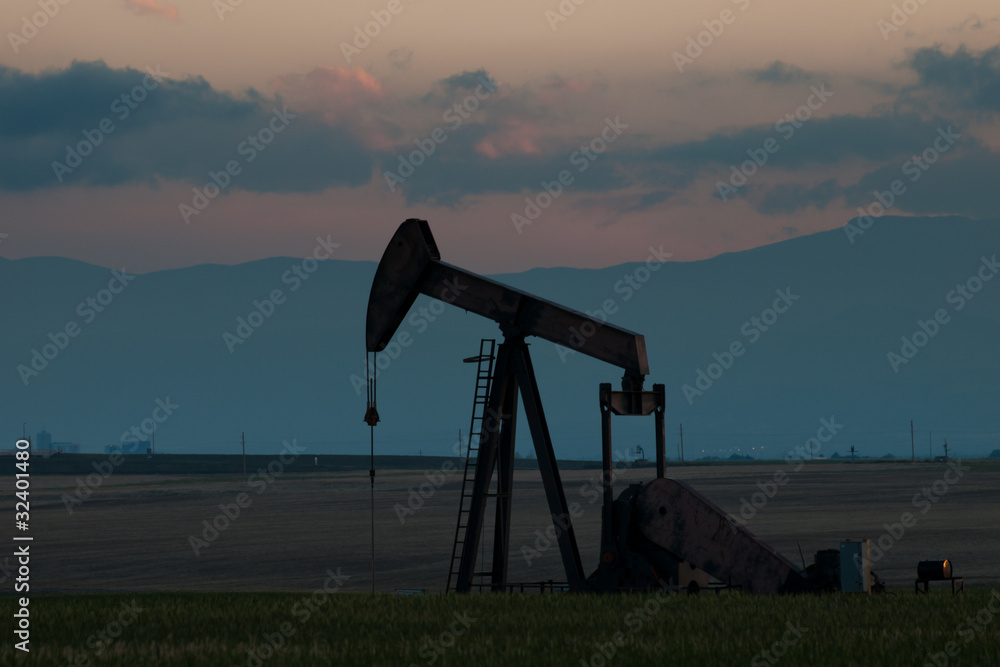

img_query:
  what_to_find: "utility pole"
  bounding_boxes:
[241,432,246,475]
[943,440,949,460]
[929,431,932,459]
[679,424,685,465]
[910,420,915,463]
[850,445,856,462]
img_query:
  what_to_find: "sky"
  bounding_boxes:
[1,0,999,273]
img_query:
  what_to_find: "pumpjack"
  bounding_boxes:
[366,219,833,594]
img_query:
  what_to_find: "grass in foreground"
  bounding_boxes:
[3,589,999,667]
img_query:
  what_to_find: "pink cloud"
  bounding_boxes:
[475,119,544,158]
[274,66,383,105]
[124,0,180,20]
[272,67,394,149]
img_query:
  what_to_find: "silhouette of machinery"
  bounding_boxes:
[366,219,827,594]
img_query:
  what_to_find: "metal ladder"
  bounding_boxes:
[446,339,496,593]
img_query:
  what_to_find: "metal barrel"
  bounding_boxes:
[917,559,952,580]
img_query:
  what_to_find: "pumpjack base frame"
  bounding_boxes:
[454,336,666,594]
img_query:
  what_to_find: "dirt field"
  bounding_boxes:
[9,459,999,594]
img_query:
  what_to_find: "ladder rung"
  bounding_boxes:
[448,339,499,581]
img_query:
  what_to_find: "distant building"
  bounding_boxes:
[19,431,80,457]
[36,430,52,450]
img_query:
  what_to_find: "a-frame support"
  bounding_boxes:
[454,335,585,592]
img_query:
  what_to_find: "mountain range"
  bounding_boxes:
[3,215,999,461]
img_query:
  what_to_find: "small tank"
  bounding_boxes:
[917,559,952,580]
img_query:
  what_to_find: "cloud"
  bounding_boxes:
[841,147,1000,219]
[726,44,1000,218]
[370,42,997,216]
[907,45,1000,113]
[13,45,998,224]
[948,14,1000,33]
[746,134,1000,218]
[124,0,179,21]
[274,66,383,103]
[379,103,963,208]
[573,189,675,214]
[750,61,814,85]
[272,66,395,150]
[420,68,500,106]
[0,61,371,192]
[648,113,952,170]
[439,69,496,93]
[755,179,840,215]
[475,119,544,158]
[388,48,413,70]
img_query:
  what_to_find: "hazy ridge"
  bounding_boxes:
[3,215,999,460]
